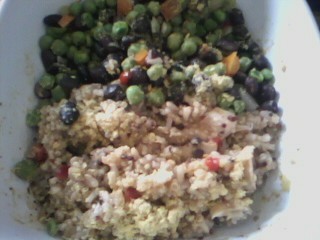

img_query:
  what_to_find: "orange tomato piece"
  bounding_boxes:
[58,15,75,28]
[161,0,182,21]
[117,0,134,16]
[134,49,149,66]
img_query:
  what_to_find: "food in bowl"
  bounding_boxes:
[13,0,282,239]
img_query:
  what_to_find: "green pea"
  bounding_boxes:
[212,9,227,23]
[83,0,97,14]
[39,35,54,50]
[261,68,274,80]
[126,11,139,24]
[206,33,219,45]
[39,73,56,90]
[167,32,184,52]
[121,57,137,71]
[151,17,160,34]
[189,36,203,46]
[73,50,90,64]
[147,1,160,16]
[112,21,129,40]
[170,70,187,82]
[51,85,67,102]
[126,85,145,105]
[147,64,167,81]
[181,39,197,57]
[94,0,106,9]
[249,68,264,82]
[214,28,223,40]
[183,11,201,23]
[147,89,165,106]
[69,1,83,16]
[92,24,107,41]
[62,34,72,45]
[26,109,41,127]
[239,57,252,72]
[85,35,92,48]
[204,18,218,32]
[46,27,66,39]
[195,25,207,37]
[56,73,66,84]
[161,22,172,37]
[218,93,235,109]
[106,0,117,7]
[104,23,113,34]
[182,20,197,35]
[67,46,77,59]
[171,15,183,26]
[172,50,186,61]
[72,31,86,46]
[203,62,226,76]
[81,12,95,28]
[134,4,147,15]
[13,159,38,181]
[47,219,58,237]
[51,39,68,56]
[233,100,246,114]
[127,41,147,57]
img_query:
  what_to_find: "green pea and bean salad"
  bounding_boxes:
[24,0,278,129]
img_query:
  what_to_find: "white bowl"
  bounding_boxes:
[0,0,320,239]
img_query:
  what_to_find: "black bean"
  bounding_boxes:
[245,76,259,96]
[233,71,247,84]
[132,15,151,34]
[258,84,277,102]
[59,101,80,125]
[89,65,112,84]
[227,84,241,99]
[43,14,62,27]
[248,41,263,55]
[34,82,52,99]
[99,35,112,47]
[66,143,85,156]
[41,50,59,74]
[130,67,150,85]
[103,84,126,101]
[233,25,250,40]
[260,100,279,113]
[121,35,140,50]
[253,55,271,70]
[68,15,87,31]
[106,42,122,53]
[193,149,204,158]
[168,62,185,74]
[59,74,81,92]
[150,77,165,87]
[199,50,219,65]
[93,42,108,59]
[216,38,239,54]
[77,65,90,83]
[230,8,245,26]
[167,84,185,104]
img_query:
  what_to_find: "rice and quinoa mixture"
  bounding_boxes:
[14,0,282,239]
